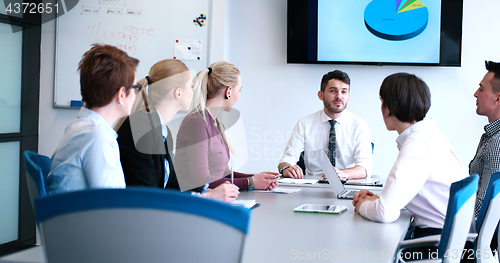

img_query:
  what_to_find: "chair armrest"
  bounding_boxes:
[394,236,442,263]
[398,235,441,250]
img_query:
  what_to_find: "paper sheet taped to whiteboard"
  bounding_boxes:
[174,39,203,61]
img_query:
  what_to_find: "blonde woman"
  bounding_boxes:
[175,61,279,192]
[116,59,239,202]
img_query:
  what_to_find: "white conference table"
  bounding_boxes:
[240,183,411,263]
[0,181,411,263]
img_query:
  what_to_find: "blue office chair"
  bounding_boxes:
[394,175,479,263]
[474,172,500,263]
[23,150,51,209]
[35,187,251,263]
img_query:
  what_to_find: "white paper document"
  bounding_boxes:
[278,178,318,185]
[174,39,203,60]
[253,187,301,194]
[230,199,257,209]
[345,178,382,187]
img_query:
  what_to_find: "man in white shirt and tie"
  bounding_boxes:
[278,70,372,179]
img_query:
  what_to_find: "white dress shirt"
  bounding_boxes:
[280,110,372,176]
[358,119,467,228]
[47,107,126,194]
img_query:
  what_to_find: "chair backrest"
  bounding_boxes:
[297,151,306,174]
[439,174,479,263]
[475,172,500,263]
[35,187,251,263]
[23,151,51,208]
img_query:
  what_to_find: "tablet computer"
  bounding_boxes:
[293,204,348,214]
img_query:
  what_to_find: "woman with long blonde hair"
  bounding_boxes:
[116,59,239,201]
[175,61,279,192]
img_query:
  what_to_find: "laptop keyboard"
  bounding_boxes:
[342,190,357,198]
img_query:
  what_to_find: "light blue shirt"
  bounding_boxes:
[47,107,126,194]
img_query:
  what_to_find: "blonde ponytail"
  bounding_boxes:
[190,68,210,122]
[190,61,240,154]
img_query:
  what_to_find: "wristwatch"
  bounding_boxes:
[248,177,255,191]
[279,165,289,176]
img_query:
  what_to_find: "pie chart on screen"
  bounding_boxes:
[364,0,429,41]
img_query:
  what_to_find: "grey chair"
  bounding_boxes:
[474,172,500,263]
[394,175,479,263]
[35,187,251,263]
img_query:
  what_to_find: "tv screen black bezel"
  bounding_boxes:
[287,0,463,67]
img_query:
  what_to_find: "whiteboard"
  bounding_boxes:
[54,0,210,108]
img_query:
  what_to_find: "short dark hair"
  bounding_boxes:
[320,70,350,92]
[485,60,500,93]
[79,44,139,109]
[379,73,431,123]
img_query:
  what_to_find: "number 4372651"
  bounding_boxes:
[6,3,59,14]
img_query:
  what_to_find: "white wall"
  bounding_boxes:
[39,19,79,157]
[224,0,500,176]
[39,0,500,178]
[38,0,229,158]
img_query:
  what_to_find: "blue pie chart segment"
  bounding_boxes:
[364,0,429,41]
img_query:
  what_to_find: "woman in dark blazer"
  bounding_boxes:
[117,109,178,189]
[115,59,239,202]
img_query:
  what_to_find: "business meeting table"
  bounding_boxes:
[0,178,411,263]
[240,181,412,263]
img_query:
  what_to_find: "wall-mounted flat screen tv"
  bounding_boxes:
[287,0,463,66]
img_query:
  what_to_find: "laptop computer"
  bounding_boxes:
[315,149,359,200]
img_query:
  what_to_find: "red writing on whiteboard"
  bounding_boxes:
[83,24,153,56]
[115,44,136,55]
[123,26,154,36]
[86,22,102,37]
[103,30,138,42]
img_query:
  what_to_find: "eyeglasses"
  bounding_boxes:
[131,84,142,94]
[111,84,142,95]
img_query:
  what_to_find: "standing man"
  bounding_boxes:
[470,61,500,217]
[278,70,372,179]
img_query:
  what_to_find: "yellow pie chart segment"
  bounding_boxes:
[398,0,425,13]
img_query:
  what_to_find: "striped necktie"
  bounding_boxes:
[328,120,337,167]
[163,136,170,188]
